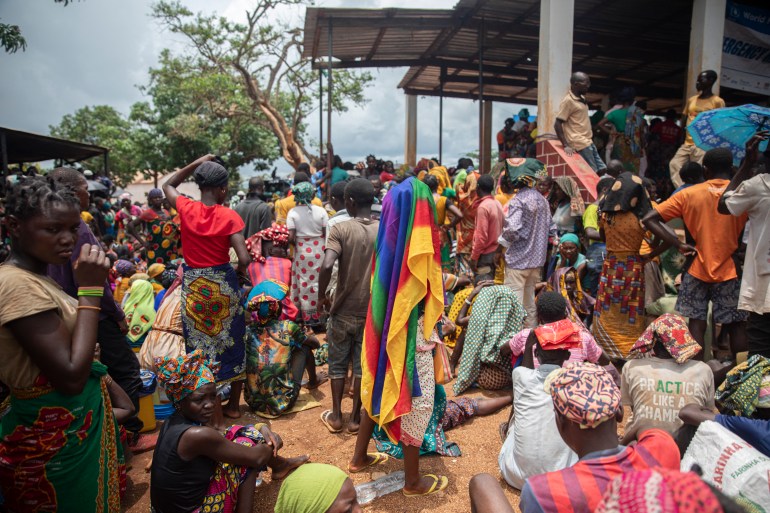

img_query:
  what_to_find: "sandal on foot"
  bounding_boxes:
[320,410,342,434]
[347,452,389,473]
[403,474,449,497]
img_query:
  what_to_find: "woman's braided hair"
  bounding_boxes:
[5,176,80,221]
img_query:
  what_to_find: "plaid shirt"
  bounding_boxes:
[500,187,552,270]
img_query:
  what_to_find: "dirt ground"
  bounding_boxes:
[122,361,523,512]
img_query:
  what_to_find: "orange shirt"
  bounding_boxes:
[655,179,747,283]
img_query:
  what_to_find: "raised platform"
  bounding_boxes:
[536,139,600,203]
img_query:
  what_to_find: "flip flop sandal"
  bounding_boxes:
[347,452,390,473]
[403,474,449,497]
[320,410,342,434]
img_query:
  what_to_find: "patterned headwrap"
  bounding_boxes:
[596,468,723,513]
[629,314,701,364]
[154,350,219,404]
[546,362,621,429]
[275,463,348,513]
[115,259,135,277]
[599,172,652,220]
[504,157,547,188]
[246,279,288,326]
[716,354,770,417]
[553,176,586,216]
[147,188,164,200]
[292,181,315,206]
[534,319,583,351]
[147,263,166,280]
[245,223,290,263]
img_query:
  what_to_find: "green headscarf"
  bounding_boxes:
[504,157,547,188]
[292,181,315,206]
[124,280,157,343]
[275,463,348,513]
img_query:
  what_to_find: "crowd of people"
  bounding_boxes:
[0,67,769,513]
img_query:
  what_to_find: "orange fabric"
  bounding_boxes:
[533,319,583,350]
[655,179,747,283]
[600,212,645,254]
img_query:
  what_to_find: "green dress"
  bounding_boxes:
[245,320,306,416]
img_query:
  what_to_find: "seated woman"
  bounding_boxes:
[113,258,136,304]
[244,280,320,416]
[151,351,308,513]
[547,233,587,280]
[147,263,166,295]
[546,266,595,327]
[621,314,713,444]
[245,223,298,321]
[453,281,525,395]
[275,463,361,513]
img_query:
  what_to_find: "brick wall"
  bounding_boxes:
[536,139,600,203]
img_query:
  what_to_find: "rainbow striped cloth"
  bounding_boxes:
[361,177,445,443]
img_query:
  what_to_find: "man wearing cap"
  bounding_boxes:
[519,362,680,513]
[554,72,607,174]
[234,176,272,238]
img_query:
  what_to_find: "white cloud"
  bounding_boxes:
[0,0,530,177]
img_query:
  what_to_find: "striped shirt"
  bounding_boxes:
[520,429,679,513]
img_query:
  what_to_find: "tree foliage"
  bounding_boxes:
[151,0,372,170]
[49,105,146,187]
[2,0,72,53]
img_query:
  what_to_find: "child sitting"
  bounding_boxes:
[244,280,320,416]
[151,351,308,513]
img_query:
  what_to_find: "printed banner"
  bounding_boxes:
[722,1,770,95]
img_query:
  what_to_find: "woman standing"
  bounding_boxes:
[549,176,585,236]
[599,87,645,173]
[128,188,181,265]
[423,174,462,272]
[163,154,252,427]
[286,181,328,326]
[0,178,121,512]
[591,173,666,359]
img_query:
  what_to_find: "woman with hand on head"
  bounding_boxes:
[163,154,252,428]
[0,177,122,512]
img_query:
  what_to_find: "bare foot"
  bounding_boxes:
[223,407,242,420]
[270,454,310,480]
[306,370,329,390]
[403,474,446,495]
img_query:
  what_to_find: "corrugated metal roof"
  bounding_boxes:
[303,0,762,111]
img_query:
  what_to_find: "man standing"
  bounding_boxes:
[555,72,607,174]
[500,159,552,328]
[471,174,503,281]
[643,148,748,353]
[47,168,143,433]
[669,70,725,188]
[719,133,770,358]
[234,176,272,239]
[318,179,379,434]
[497,118,517,161]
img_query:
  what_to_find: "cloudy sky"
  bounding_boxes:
[0,0,529,177]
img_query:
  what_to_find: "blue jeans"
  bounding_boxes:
[578,144,607,173]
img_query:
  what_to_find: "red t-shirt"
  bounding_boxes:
[651,119,683,146]
[176,196,244,268]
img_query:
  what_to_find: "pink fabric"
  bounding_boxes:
[471,196,504,261]
[508,326,602,368]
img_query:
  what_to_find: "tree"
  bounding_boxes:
[2,0,71,53]
[136,49,281,173]
[151,0,372,170]
[49,105,145,186]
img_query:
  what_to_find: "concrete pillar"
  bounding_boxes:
[405,94,417,167]
[480,100,493,173]
[687,0,726,97]
[537,0,575,139]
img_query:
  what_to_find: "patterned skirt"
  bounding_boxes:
[290,236,325,326]
[182,263,246,383]
[591,252,646,360]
